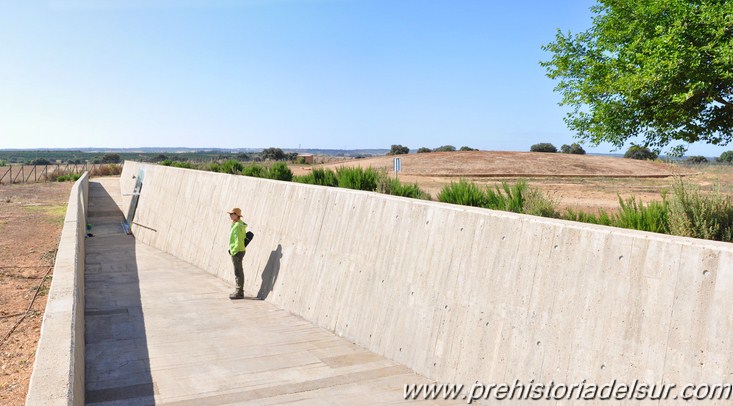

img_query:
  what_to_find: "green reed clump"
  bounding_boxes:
[378,176,431,200]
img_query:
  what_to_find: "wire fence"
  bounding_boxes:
[0,163,122,184]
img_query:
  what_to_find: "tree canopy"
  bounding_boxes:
[388,145,410,155]
[541,0,733,153]
[261,147,285,161]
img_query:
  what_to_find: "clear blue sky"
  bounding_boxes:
[0,0,729,156]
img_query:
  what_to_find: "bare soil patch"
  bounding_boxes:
[0,181,72,406]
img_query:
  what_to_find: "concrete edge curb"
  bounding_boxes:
[26,172,88,406]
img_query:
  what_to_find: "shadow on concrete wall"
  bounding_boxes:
[257,244,282,300]
[84,181,155,404]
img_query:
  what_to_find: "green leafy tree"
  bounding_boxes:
[560,143,586,154]
[685,155,708,164]
[530,143,557,153]
[624,145,658,160]
[388,145,410,155]
[460,146,478,151]
[100,153,121,164]
[433,145,456,152]
[417,147,432,153]
[30,158,51,165]
[719,151,733,163]
[261,148,285,161]
[542,0,733,153]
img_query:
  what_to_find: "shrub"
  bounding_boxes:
[417,147,432,153]
[174,162,195,169]
[55,173,82,182]
[437,179,487,207]
[530,143,557,153]
[433,145,456,152]
[0,160,6,166]
[718,151,733,163]
[388,145,410,155]
[221,160,244,174]
[207,162,221,172]
[624,145,657,160]
[438,179,558,216]
[293,168,338,187]
[522,186,559,218]
[561,195,669,234]
[685,155,708,164]
[161,159,173,166]
[378,176,431,200]
[241,163,267,178]
[563,208,615,226]
[269,162,293,181]
[613,195,669,234]
[460,146,478,151]
[667,178,733,242]
[560,143,586,154]
[335,167,380,191]
[87,164,122,177]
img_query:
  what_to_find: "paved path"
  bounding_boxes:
[84,178,458,405]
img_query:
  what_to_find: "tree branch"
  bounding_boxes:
[715,97,733,108]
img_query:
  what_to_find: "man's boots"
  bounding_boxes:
[229,289,244,300]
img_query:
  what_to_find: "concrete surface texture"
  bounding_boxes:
[26,173,88,406]
[120,161,733,393]
[84,177,456,405]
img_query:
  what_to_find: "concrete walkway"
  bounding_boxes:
[84,178,458,405]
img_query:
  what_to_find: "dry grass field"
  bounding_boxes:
[293,151,732,213]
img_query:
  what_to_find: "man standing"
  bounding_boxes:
[227,208,247,299]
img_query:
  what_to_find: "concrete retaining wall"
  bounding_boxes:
[26,173,88,406]
[121,161,733,388]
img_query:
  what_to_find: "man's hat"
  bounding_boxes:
[227,207,242,217]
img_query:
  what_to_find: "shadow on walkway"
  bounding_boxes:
[84,181,155,405]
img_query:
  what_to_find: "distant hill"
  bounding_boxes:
[319,150,691,178]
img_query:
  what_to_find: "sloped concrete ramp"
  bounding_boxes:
[84,178,455,405]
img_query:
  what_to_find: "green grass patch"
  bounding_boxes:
[24,204,68,224]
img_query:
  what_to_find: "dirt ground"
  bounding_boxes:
[0,181,72,406]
